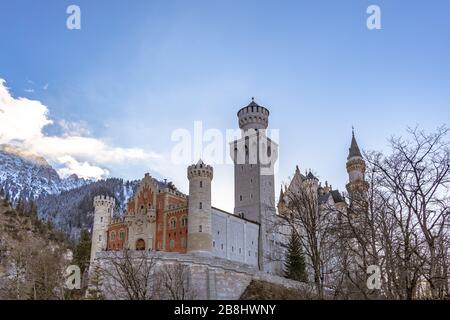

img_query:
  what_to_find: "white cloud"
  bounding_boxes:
[58,119,91,136]
[57,155,109,179]
[0,78,162,180]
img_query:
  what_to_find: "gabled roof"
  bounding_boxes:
[306,171,318,180]
[331,190,345,203]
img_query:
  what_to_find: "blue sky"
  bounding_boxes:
[1,0,449,212]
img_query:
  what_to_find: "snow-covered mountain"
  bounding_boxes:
[0,144,140,239]
[0,144,89,202]
[36,178,139,239]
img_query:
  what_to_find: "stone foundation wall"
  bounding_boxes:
[94,251,310,300]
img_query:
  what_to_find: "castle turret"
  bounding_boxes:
[187,160,213,254]
[90,195,115,266]
[237,99,269,132]
[346,129,369,209]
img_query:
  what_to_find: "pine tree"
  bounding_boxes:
[284,228,307,282]
[29,200,38,222]
[86,265,104,300]
[73,229,92,274]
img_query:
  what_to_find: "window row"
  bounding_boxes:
[169,215,188,230]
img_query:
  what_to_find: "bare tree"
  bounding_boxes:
[366,126,450,299]
[155,263,196,300]
[96,249,158,300]
[281,178,336,298]
[0,238,68,300]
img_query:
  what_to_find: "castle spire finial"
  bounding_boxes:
[348,127,362,160]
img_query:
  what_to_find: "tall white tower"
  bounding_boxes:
[90,195,115,266]
[187,160,213,254]
[229,99,279,272]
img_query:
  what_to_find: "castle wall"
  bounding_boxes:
[211,208,259,267]
[95,251,311,300]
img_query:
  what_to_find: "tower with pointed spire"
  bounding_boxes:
[345,129,369,210]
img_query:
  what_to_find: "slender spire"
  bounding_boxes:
[348,127,362,160]
[279,184,284,200]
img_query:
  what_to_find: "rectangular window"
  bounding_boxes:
[213,241,215,247]
[199,225,202,233]
[200,181,203,188]
[199,202,203,209]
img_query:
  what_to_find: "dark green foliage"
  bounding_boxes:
[284,229,308,282]
[73,229,92,274]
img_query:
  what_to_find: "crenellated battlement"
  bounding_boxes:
[110,216,126,224]
[188,160,213,180]
[93,195,116,208]
[237,100,269,130]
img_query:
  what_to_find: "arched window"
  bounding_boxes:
[199,225,202,233]
[181,238,187,248]
[136,239,145,250]
[119,230,125,240]
[169,218,177,230]
[181,216,188,227]
[199,180,203,188]
[199,202,203,209]
[111,231,116,241]
[169,239,175,250]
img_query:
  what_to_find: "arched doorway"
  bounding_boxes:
[136,239,145,251]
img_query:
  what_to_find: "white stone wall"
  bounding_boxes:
[95,251,313,300]
[211,208,259,267]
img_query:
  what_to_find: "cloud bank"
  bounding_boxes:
[0,79,161,180]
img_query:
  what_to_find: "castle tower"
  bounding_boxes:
[345,129,369,211]
[90,195,115,266]
[230,99,278,223]
[187,160,213,254]
[230,99,279,272]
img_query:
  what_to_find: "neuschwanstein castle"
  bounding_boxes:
[89,100,368,276]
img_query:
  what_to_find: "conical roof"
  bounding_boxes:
[348,129,362,160]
